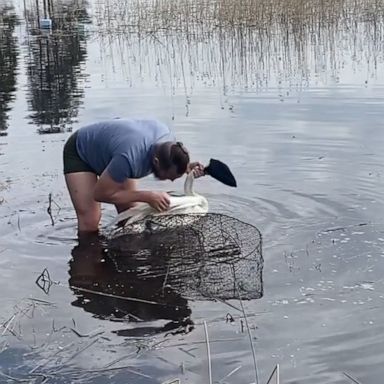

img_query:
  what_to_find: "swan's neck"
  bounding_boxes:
[184,172,195,196]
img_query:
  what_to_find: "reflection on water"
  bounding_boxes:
[0,5,19,136]
[2,0,384,382]
[68,233,194,337]
[24,0,88,133]
[94,0,384,94]
[68,213,263,337]
[11,0,384,132]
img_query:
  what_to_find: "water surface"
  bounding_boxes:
[1,0,384,383]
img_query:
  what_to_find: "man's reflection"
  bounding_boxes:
[68,232,194,337]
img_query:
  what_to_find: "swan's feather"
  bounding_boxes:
[108,173,208,228]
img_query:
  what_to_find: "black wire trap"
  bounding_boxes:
[107,213,263,301]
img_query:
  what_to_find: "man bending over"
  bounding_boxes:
[63,118,203,233]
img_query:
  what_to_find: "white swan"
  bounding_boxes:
[108,172,208,228]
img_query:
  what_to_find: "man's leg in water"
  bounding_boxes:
[65,172,101,233]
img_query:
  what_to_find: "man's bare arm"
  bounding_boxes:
[94,170,170,211]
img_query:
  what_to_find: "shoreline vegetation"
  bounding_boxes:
[95,0,384,33]
[92,0,384,90]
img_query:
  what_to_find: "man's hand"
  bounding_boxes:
[147,191,171,212]
[187,162,205,178]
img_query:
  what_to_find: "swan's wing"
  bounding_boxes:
[108,195,208,227]
[108,173,205,228]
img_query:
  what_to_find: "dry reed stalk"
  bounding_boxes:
[51,337,100,373]
[236,285,259,384]
[55,365,153,379]
[178,347,196,358]
[68,284,178,306]
[218,365,242,383]
[162,379,181,384]
[266,364,280,384]
[343,372,363,384]
[1,314,16,336]
[203,320,213,384]
[0,370,31,382]
[29,342,76,374]
[102,352,137,369]
[155,337,244,350]
[27,298,55,306]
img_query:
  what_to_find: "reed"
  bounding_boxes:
[95,0,384,35]
[93,0,384,93]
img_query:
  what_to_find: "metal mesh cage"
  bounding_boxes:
[107,213,263,301]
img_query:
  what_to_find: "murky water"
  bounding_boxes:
[1,0,384,382]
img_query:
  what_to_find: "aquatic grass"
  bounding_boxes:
[95,0,384,35]
[2,272,261,383]
[92,0,384,95]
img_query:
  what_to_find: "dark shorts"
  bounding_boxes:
[63,131,96,174]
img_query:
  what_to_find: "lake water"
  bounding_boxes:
[1,0,384,383]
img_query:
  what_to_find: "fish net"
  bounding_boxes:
[107,213,263,301]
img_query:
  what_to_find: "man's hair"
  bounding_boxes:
[157,142,190,175]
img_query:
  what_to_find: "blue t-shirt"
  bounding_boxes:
[76,118,175,182]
